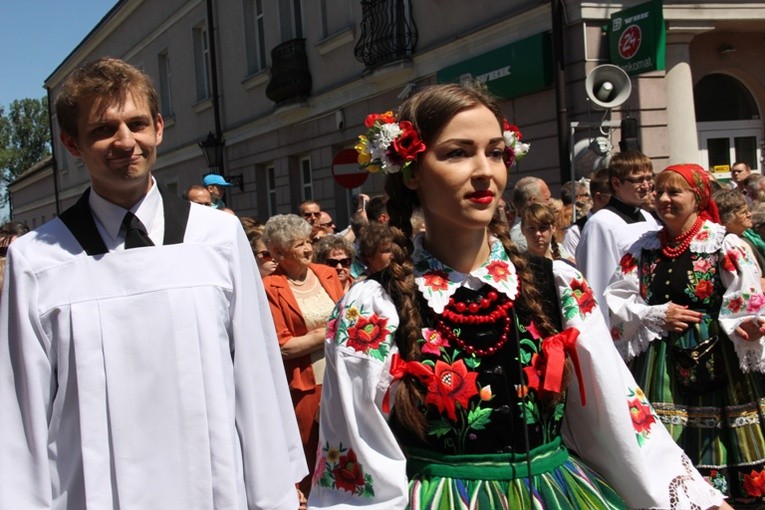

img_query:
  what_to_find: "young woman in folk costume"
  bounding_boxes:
[308,84,729,509]
[606,164,765,505]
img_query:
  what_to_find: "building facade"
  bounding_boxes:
[8,0,765,229]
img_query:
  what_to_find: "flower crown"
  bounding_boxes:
[355,111,426,177]
[502,120,530,168]
[355,112,530,177]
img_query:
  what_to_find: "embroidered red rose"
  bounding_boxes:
[424,359,479,421]
[610,326,621,341]
[696,229,710,241]
[727,296,745,314]
[346,314,389,353]
[694,279,714,300]
[628,397,656,434]
[722,249,741,273]
[570,277,597,315]
[391,121,426,162]
[423,270,450,292]
[620,253,637,274]
[743,469,765,497]
[326,318,339,339]
[485,260,511,282]
[332,448,365,493]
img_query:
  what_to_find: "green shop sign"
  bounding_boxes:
[437,32,552,99]
[609,0,666,76]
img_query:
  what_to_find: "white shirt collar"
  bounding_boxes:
[88,178,163,246]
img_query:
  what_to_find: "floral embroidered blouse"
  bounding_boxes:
[605,220,765,372]
[307,235,722,509]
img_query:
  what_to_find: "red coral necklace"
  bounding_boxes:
[660,216,703,259]
[435,290,515,357]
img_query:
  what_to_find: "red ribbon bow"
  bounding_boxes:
[383,354,434,413]
[524,328,586,406]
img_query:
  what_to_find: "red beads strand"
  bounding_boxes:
[434,290,515,357]
[660,216,703,258]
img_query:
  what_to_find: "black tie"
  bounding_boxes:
[122,211,154,249]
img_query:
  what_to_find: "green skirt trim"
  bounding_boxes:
[406,437,567,481]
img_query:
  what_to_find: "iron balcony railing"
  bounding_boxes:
[354,0,418,68]
[266,38,312,105]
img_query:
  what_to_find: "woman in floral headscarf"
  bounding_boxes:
[605,163,765,504]
[309,87,728,509]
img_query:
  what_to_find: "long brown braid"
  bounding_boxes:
[382,83,562,438]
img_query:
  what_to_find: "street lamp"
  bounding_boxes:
[198,131,244,191]
[198,131,225,174]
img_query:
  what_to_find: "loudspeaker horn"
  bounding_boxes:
[585,64,632,110]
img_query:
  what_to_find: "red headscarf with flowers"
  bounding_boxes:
[663,163,721,223]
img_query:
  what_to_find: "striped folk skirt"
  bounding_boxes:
[405,438,626,509]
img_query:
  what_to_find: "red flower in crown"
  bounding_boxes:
[332,448,366,493]
[364,111,395,128]
[391,121,426,162]
[424,359,479,420]
[503,120,522,140]
[346,314,389,353]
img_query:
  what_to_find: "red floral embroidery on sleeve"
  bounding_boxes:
[722,248,741,273]
[346,314,389,353]
[570,277,597,315]
[619,253,637,274]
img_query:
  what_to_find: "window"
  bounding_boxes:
[300,157,312,200]
[244,0,267,74]
[267,166,277,216]
[157,50,174,118]
[193,24,212,101]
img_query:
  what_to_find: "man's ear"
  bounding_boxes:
[60,131,81,158]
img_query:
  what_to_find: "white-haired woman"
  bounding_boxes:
[262,214,344,502]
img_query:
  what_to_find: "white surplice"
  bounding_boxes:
[0,189,306,509]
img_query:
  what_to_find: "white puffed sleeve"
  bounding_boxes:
[603,233,669,361]
[553,261,724,510]
[308,279,409,510]
[717,232,765,372]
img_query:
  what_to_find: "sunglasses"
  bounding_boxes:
[302,212,321,218]
[325,257,351,268]
[256,250,272,261]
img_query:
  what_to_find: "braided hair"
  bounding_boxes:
[382,84,559,437]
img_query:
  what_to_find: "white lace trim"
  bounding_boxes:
[689,221,726,254]
[618,302,670,361]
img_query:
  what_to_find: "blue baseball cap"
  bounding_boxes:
[203,174,233,187]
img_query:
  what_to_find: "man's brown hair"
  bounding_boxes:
[55,57,160,138]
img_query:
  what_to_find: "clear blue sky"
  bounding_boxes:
[0,0,118,110]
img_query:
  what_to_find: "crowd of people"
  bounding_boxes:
[3,56,765,510]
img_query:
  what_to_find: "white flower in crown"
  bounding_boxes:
[355,111,426,177]
[502,119,530,168]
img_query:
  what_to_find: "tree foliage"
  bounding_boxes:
[0,97,52,204]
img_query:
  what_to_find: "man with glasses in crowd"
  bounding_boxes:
[576,150,660,326]
[299,200,322,225]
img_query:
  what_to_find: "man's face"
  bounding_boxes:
[537,182,553,206]
[207,184,226,200]
[612,168,653,207]
[188,188,212,206]
[300,203,321,224]
[319,212,335,233]
[61,91,163,208]
[731,164,751,185]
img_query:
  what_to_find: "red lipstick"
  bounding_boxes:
[466,190,495,204]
